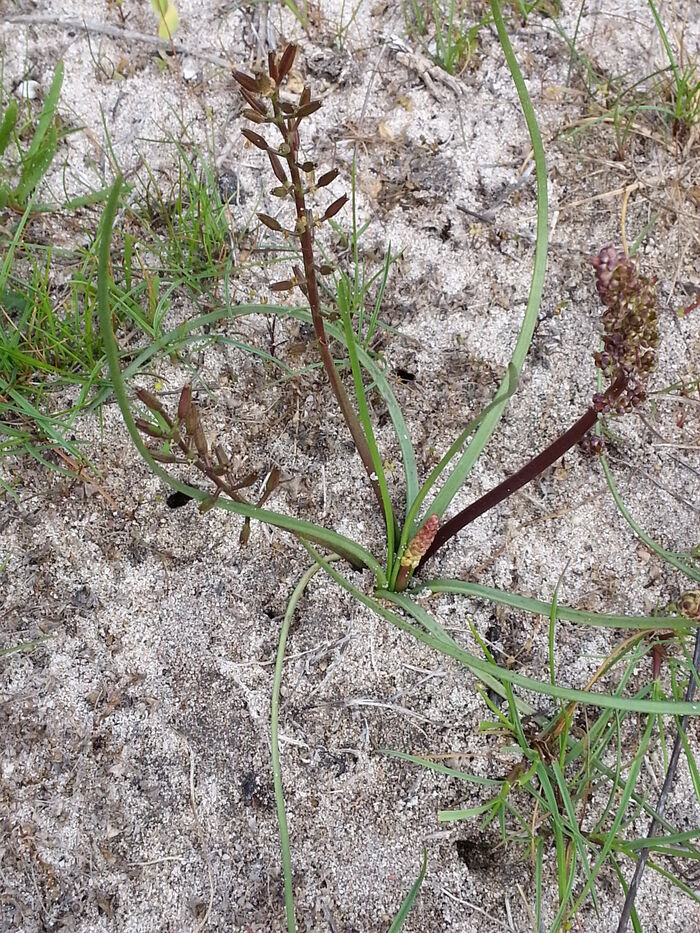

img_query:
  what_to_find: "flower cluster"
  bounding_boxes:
[590,245,659,415]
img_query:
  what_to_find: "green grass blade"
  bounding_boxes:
[426,0,548,519]
[381,749,502,788]
[338,275,395,575]
[272,562,322,933]
[391,363,519,586]
[14,126,57,203]
[0,636,49,658]
[601,456,700,583]
[25,62,64,159]
[387,849,427,932]
[0,98,18,156]
[421,578,691,630]
[571,712,656,915]
[302,566,700,714]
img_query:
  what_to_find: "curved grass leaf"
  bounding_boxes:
[387,850,427,933]
[426,0,548,520]
[301,547,700,715]
[420,579,693,631]
[601,456,700,584]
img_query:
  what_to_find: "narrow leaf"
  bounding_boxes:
[0,99,18,157]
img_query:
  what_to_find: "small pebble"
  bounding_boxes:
[16,79,40,100]
[181,57,199,82]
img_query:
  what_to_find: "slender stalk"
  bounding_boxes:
[271,562,323,933]
[419,373,627,567]
[274,102,385,517]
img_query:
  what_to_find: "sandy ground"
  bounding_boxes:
[1,1,700,930]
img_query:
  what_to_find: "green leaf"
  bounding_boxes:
[387,850,427,933]
[14,126,57,204]
[26,62,64,160]
[0,98,18,157]
[421,578,693,631]
[427,0,548,519]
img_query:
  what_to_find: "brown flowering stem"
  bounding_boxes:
[418,372,628,569]
[273,103,384,518]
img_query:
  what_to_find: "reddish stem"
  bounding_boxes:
[419,373,628,568]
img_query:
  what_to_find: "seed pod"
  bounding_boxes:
[257,212,284,232]
[193,419,209,461]
[240,87,267,115]
[241,108,266,124]
[185,403,197,438]
[299,160,315,173]
[295,100,322,119]
[299,86,311,108]
[270,280,296,292]
[233,70,260,93]
[214,444,229,468]
[317,168,339,188]
[322,194,348,221]
[150,450,181,464]
[136,387,167,416]
[135,418,165,439]
[177,384,192,422]
[278,44,297,82]
[279,101,295,115]
[270,185,289,198]
[241,128,269,151]
[257,466,280,506]
[267,150,287,183]
[268,50,278,83]
[198,492,220,514]
[239,519,251,546]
